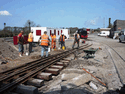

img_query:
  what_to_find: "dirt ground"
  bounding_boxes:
[0,36,123,94]
[38,41,122,94]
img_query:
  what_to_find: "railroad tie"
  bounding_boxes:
[37,72,52,80]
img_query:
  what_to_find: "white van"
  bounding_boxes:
[99,31,110,37]
[119,29,125,42]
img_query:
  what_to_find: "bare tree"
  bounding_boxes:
[36,24,41,27]
[24,20,36,27]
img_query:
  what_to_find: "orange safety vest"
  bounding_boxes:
[51,35,56,41]
[60,35,65,42]
[17,33,22,43]
[28,33,33,42]
[41,34,49,46]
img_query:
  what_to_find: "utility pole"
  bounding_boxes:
[29,21,31,34]
[4,23,6,37]
[103,17,105,28]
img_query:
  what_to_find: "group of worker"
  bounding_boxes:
[17,30,69,57]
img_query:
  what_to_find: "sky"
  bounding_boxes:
[0,0,125,29]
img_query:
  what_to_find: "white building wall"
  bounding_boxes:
[31,27,47,42]
[31,27,69,42]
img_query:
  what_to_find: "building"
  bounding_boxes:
[109,20,125,38]
[31,27,70,42]
[113,20,125,31]
[100,28,111,32]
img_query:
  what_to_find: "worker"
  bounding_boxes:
[38,31,50,57]
[59,33,67,50]
[28,31,33,55]
[51,33,56,49]
[17,31,24,57]
[72,32,80,49]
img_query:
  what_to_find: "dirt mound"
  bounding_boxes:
[0,38,18,64]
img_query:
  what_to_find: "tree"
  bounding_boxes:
[24,20,36,27]
[36,24,41,27]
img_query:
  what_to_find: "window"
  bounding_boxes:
[50,30,52,35]
[54,29,56,35]
[36,30,41,36]
[61,30,62,33]
[58,30,59,35]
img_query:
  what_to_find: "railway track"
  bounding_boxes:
[93,38,125,87]
[105,45,125,85]
[0,43,92,93]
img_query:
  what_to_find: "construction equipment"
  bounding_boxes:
[83,48,98,59]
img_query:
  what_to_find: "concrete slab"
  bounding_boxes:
[37,72,52,80]
[45,68,60,75]
[61,74,91,88]
[61,73,81,81]
[27,78,44,87]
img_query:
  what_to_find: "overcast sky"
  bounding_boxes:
[0,0,125,29]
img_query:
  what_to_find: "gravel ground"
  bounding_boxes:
[0,35,124,94]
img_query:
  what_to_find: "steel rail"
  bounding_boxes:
[0,44,92,93]
[0,43,88,75]
[0,44,89,82]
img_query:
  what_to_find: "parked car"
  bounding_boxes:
[118,29,125,42]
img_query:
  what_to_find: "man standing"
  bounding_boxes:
[72,32,80,49]
[17,31,24,57]
[39,31,50,57]
[51,33,56,49]
[28,31,33,55]
[59,33,67,50]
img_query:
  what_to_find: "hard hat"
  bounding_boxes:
[62,33,64,35]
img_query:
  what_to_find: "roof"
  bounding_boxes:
[100,28,111,30]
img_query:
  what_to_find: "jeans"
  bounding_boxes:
[60,42,66,49]
[41,46,48,57]
[72,40,79,48]
[29,42,32,53]
[18,43,24,53]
